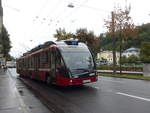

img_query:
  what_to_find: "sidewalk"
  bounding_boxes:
[0,69,51,113]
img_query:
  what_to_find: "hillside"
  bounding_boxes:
[99,23,150,51]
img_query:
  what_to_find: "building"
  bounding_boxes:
[0,0,3,33]
[122,47,140,58]
[97,51,120,65]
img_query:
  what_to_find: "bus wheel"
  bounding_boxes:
[30,75,33,79]
[46,76,52,85]
[29,72,33,79]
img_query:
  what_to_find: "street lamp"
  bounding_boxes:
[68,3,75,8]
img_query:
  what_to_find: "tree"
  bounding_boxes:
[120,55,140,65]
[99,34,113,50]
[100,23,150,51]
[74,28,100,57]
[127,55,139,64]
[120,56,128,64]
[54,28,100,58]
[140,42,150,63]
[105,5,137,74]
[0,25,11,60]
[54,28,73,41]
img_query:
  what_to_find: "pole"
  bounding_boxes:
[119,25,122,74]
[112,11,116,74]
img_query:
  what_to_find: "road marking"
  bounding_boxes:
[102,79,124,83]
[116,92,150,102]
[94,86,100,89]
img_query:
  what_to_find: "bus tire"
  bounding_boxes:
[30,75,33,79]
[46,75,52,85]
[29,72,33,79]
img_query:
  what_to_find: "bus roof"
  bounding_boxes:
[18,39,89,59]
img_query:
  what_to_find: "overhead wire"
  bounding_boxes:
[34,0,51,20]
[52,0,110,31]
[28,0,112,42]
[39,0,89,37]
[31,0,73,41]
[3,5,20,12]
[30,0,65,40]
[25,0,54,42]
[63,3,111,32]
[59,0,111,26]
[28,0,52,40]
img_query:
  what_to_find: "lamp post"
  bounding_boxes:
[68,3,75,8]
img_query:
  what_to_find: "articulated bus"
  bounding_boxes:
[16,39,98,86]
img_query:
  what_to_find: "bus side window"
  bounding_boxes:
[36,54,40,69]
[29,57,32,68]
[40,51,49,68]
[55,50,61,68]
[31,57,34,68]
[40,52,43,68]
[38,54,40,68]
[27,57,29,69]
[34,55,36,69]
[55,50,68,77]
[48,50,51,68]
[51,50,55,70]
[45,51,49,68]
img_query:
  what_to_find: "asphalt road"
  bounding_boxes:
[9,68,150,113]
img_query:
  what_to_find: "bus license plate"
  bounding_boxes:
[83,80,91,83]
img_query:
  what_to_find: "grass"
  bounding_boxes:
[96,65,143,72]
[98,73,150,81]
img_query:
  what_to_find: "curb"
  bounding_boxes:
[99,75,150,81]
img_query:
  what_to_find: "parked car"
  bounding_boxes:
[96,60,108,66]
[6,61,16,68]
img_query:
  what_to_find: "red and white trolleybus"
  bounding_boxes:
[16,39,98,86]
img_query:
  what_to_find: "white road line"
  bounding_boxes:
[116,92,150,102]
[102,79,124,83]
[94,86,100,89]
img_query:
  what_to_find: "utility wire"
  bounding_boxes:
[74,3,110,13]
[39,0,89,36]
[59,0,89,25]
[30,0,65,40]
[30,1,71,41]
[34,0,50,19]
[3,5,20,12]
[27,0,112,43]
[51,0,111,31]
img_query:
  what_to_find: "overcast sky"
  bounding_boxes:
[2,0,150,58]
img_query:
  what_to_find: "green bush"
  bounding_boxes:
[97,65,142,71]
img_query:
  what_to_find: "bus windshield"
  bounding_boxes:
[61,50,95,76]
